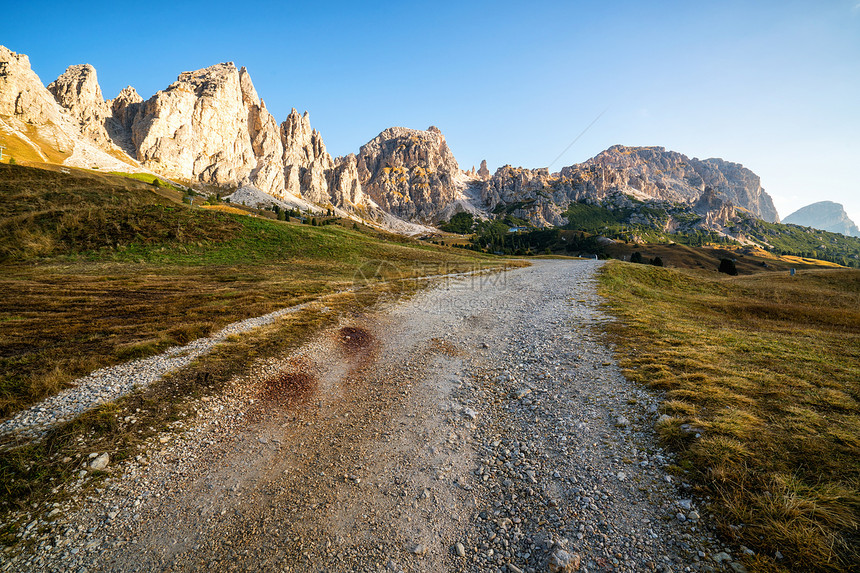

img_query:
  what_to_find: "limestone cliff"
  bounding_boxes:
[584,146,779,222]
[47,64,112,148]
[35,56,365,214]
[356,126,461,221]
[128,62,255,185]
[0,45,139,170]
[478,145,780,227]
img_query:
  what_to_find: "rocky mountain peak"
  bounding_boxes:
[47,63,113,147]
[47,64,104,117]
[783,201,860,237]
[578,145,779,223]
[0,45,70,129]
[356,125,461,221]
[114,86,142,104]
[238,66,260,108]
[0,46,136,171]
[174,61,237,87]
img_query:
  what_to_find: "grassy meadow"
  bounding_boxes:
[599,261,859,572]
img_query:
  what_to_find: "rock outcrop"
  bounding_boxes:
[280,108,334,204]
[477,159,491,180]
[693,187,737,228]
[0,46,138,170]
[0,46,77,157]
[783,201,860,237]
[47,64,113,148]
[104,63,369,212]
[0,47,377,221]
[329,154,365,208]
[585,146,779,222]
[33,57,366,214]
[357,126,462,221]
[478,145,780,227]
[107,86,143,154]
[128,62,255,185]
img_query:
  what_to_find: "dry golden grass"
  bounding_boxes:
[200,204,252,215]
[599,261,860,572]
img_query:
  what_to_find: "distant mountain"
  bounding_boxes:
[783,202,860,237]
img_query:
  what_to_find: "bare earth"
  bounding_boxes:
[8,260,741,573]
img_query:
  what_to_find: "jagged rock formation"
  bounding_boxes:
[127,62,256,185]
[784,201,860,237]
[329,154,365,208]
[478,145,779,227]
[0,46,378,223]
[585,146,778,222]
[477,159,491,180]
[693,187,737,228]
[114,64,366,211]
[0,47,70,132]
[357,126,462,221]
[46,64,113,148]
[0,46,138,170]
[107,86,143,153]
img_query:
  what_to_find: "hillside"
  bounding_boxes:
[447,199,860,269]
[0,163,500,418]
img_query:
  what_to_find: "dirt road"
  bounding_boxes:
[10,260,739,573]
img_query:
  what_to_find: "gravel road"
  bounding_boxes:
[3,260,745,573]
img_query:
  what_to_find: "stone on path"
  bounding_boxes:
[89,453,109,471]
[547,547,581,572]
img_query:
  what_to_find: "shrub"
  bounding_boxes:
[718,258,738,275]
[630,251,644,264]
[651,256,664,267]
[440,212,475,234]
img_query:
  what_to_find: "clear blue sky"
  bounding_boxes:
[3,0,859,222]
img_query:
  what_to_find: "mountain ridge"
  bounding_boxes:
[1,45,784,238]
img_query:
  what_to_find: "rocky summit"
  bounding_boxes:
[479,145,779,228]
[783,201,860,237]
[357,126,463,222]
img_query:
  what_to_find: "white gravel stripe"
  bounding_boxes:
[0,301,316,442]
